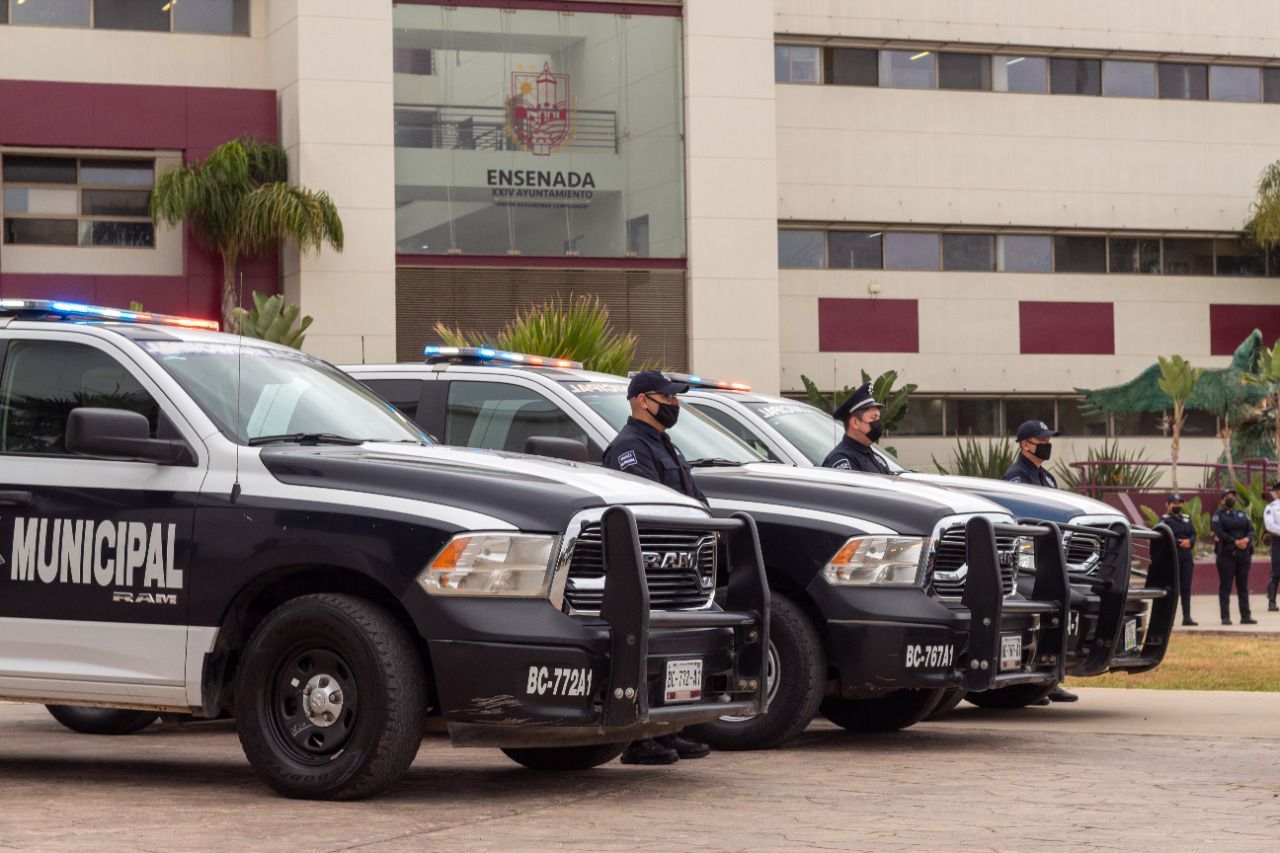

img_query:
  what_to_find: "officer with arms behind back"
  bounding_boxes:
[821,382,891,474]
[1001,420,1076,704]
[1212,490,1257,625]
[1161,494,1198,626]
[602,370,711,765]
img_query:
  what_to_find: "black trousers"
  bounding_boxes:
[1216,550,1252,620]
[1269,548,1280,603]
[1177,556,1194,620]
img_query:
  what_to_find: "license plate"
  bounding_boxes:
[663,659,703,704]
[999,634,1023,671]
[1123,619,1138,652]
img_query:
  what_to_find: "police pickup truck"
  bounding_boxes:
[0,300,767,800]
[680,386,1179,711]
[346,348,1074,750]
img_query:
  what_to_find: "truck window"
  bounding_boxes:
[361,378,425,421]
[686,402,780,461]
[446,381,588,454]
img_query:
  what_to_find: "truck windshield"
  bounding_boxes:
[744,400,906,472]
[561,380,763,464]
[140,341,428,446]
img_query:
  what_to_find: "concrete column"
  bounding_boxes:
[683,0,781,392]
[268,0,397,364]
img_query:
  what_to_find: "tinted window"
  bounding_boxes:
[778,230,825,268]
[1050,58,1100,95]
[1102,61,1156,98]
[1210,65,1261,102]
[11,0,88,26]
[3,219,77,245]
[939,53,991,90]
[361,378,426,421]
[1108,238,1160,274]
[880,50,936,89]
[942,234,995,271]
[950,399,999,436]
[94,0,169,31]
[1265,68,1280,104]
[688,404,779,461]
[1056,398,1108,436]
[446,381,587,454]
[1158,63,1208,100]
[828,231,883,269]
[1053,236,1107,273]
[776,45,820,84]
[827,47,877,86]
[884,232,940,270]
[1003,399,1055,437]
[997,235,1052,272]
[993,56,1047,93]
[892,397,944,436]
[1162,239,1214,275]
[0,341,159,455]
[173,0,249,34]
[1214,239,1265,277]
[3,155,76,184]
[742,401,842,465]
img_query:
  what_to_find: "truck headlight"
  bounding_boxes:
[1017,538,1036,572]
[420,534,557,597]
[823,536,926,587]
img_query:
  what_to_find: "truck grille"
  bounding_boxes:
[929,525,1019,599]
[564,525,718,612]
[1064,529,1105,574]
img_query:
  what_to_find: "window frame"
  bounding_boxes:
[442,376,594,456]
[1,0,250,35]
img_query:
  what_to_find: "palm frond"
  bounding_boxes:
[237,184,344,256]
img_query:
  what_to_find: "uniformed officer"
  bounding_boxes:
[821,382,891,474]
[1211,490,1256,625]
[1000,419,1075,704]
[1160,494,1198,626]
[601,369,710,765]
[1264,482,1280,612]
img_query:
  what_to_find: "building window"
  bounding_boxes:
[1161,238,1214,275]
[997,235,1052,272]
[172,0,249,35]
[884,232,940,270]
[776,45,821,84]
[1108,238,1160,274]
[94,0,168,31]
[828,230,882,269]
[942,234,995,271]
[1158,63,1208,100]
[626,215,650,258]
[826,47,877,86]
[892,397,945,436]
[11,0,89,27]
[993,55,1048,93]
[778,230,825,268]
[1049,58,1101,95]
[393,48,435,76]
[1210,65,1262,103]
[1053,236,1107,273]
[950,399,1000,436]
[880,50,936,89]
[1,154,155,248]
[939,53,991,91]
[2,0,247,33]
[1214,238,1265,277]
[1265,68,1280,104]
[1102,61,1156,98]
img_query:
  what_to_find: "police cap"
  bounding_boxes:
[832,381,884,422]
[627,369,690,398]
[1014,420,1059,442]
[1167,493,1183,503]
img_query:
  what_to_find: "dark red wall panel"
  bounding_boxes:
[1019,301,1114,354]
[1210,304,1280,355]
[818,298,919,352]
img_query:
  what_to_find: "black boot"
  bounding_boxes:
[620,738,679,766]
[1047,686,1078,703]
[655,733,710,759]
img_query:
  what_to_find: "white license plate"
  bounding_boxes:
[1123,619,1138,652]
[663,659,703,704]
[999,634,1023,671]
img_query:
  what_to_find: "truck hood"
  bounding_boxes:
[899,472,1126,525]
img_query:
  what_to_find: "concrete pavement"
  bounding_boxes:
[1176,594,1280,633]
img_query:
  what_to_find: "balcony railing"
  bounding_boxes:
[394,103,619,153]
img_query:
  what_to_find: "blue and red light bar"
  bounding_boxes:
[423,345,583,370]
[0,298,219,332]
[629,370,751,392]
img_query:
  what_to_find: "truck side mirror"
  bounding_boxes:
[524,435,588,463]
[65,407,196,466]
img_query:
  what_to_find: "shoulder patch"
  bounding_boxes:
[832,458,852,470]
[1008,476,1022,483]
[618,450,638,470]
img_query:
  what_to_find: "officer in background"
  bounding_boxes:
[602,370,710,765]
[1161,494,1198,626]
[1211,490,1256,625]
[1000,419,1075,704]
[822,382,891,474]
[1264,482,1280,612]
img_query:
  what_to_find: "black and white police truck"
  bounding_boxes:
[680,386,1179,710]
[0,300,768,800]
[346,348,1075,750]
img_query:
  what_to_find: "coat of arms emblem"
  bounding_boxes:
[506,62,575,156]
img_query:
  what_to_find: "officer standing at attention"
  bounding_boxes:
[601,369,710,765]
[1264,482,1280,612]
[821,382,891,474]
[1000,420,1076,704]
[1212,490,1256,625]
[1161,494,1198,626]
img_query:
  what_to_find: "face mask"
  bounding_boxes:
[1224,498,1237,509]
[649,399,680,429]
[866,421,884,443]
[1033,443,1052,461]
[1170,506,1183,516]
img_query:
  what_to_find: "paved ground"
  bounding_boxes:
[1176,594,1280,633]
[1,688,1277,853]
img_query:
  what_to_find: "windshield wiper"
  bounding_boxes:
[248,433,365,446]
[687,457,749,467]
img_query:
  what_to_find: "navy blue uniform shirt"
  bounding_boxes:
[1211,508,1253,554]
[602,416,706,502]
[1001,453,1058,488]
[1161,512,1197,561]
[821,435,890,475]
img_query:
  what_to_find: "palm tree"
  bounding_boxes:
[150,139,343,332]
[1245,161,1280,249]
[1157,355,1204,492]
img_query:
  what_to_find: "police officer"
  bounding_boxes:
[1211,490,1256,625]
[1000,419,1075,704]
[602,370,710,765]
[1264,482,1280,612]
[821,382,891,474]
[1161,494,1198,626]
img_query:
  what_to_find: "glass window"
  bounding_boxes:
[742,400,843,463]
[997,235,1052,272]
[1108,238,1160,274]
[775,45,820,84]
[4,156,155,249]
[3,155,76,184]
[828,230,882,269]
[445,381,587,453]
[80,159,153,187]
[626,215,650,257]
[884,232,940,270]
[0,2,7,24]
[3,188,77,215]
[1056,397,1108,436]
[890,397,944,436]
[93,0,168,31]
[1182,410,1219,438]
[1162,238,1214,275]
[1214,239,1266,277]
[1210,65,1261,103]
[826,47,877,86]
[950,399,999,436]
[993,55,1047,93]
[360,379,427,423]
[1053,236,1107,273]
[880,50,936,89]
[79,221,155,247]
[1265,68,1280,104]
[4,219,77,245]
[81,189,150,217]
[1158,63,1208,100]
[939,53,991,91]
[1102,61,1156,98]
[942,234,995,271]
[173,0,249,35]
[1050,58,1100,95]
[778,230,825,269]
[0,341,159,455]
[11,0,89,26]
[688,404,780,461]
[1003,399,1056,437]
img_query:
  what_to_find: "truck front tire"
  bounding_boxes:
[819,688,944,733]
[234,593,426,800]
[501,743,627,770]
[45,706,159,735]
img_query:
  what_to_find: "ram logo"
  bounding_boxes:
[642,551,698,570]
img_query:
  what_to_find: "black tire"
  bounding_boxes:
[924,687,966,720]
[501,743,627,771]
[686,592,825,750]
[45,706,159,735]
[819,688,944,733]
[234,593,426,801]
[964,682,1056,710]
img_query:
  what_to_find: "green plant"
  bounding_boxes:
[1244,337,1280,463]
[1157,355,1204,492]
[1231,476,1270,548]
[435,295,640,375]
[151,138,343,332]
[232,291,313,349]
[1052,439,1163,494]
[933,434,1015,478]
[799,375,855,415]
[799,370,916,433]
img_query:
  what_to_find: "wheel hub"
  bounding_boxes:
[302,674,344,728]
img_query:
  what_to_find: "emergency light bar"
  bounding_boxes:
[629,370,751,392]
[0,298,220,332]
[423,345,582,370]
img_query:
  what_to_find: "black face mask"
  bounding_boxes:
[866,421,884,444]
[650,399,680,429]
[1170,506,1183,516]
[1224,498,1237,509]
[1032,443,1052,461]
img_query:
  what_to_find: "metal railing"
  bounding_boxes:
[1067,457,1278,499]
[393,103,619,153]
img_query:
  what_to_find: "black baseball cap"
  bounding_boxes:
[1014,420,1059,442]
[627,369,690,398]
[1167,493,1183,503]
[1271,481,1280,491]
